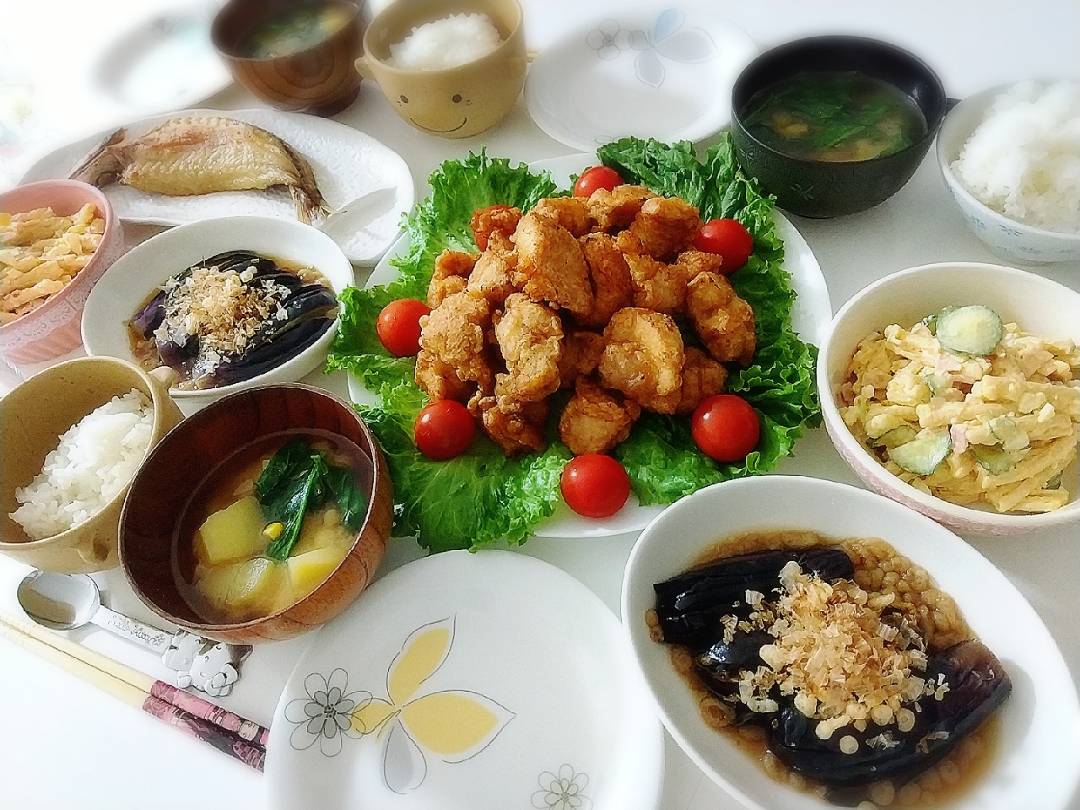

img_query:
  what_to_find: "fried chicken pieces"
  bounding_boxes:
[415,184,756,456]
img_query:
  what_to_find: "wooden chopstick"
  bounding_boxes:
[0,611,267,771]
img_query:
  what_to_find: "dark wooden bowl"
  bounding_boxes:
[119,384,393,644]
[730,36,947,218]
[211,0,365,116]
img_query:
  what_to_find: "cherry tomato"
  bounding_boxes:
[414,400,476,460]
[560,454,631,518]
[691,394,761,463]
[573,165,624,198]
[693,218,754,273]
[376,299,430,357]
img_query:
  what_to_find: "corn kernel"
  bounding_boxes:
[262,522,285,541]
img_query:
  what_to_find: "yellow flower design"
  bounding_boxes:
[351,616,514,793]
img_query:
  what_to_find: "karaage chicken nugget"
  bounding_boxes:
[532,196,594,237]
[416,290,495,401]
[428,249,476,307]
[587,185,656,231]
[415,351,473,403]
[579,232,634,329]
[685,271,757,366]
[672,248,724,280]
[558,329,605,388]
[471,205,522,251]
[558,380,641,455]
[616,196,702,260]
[625,253,690,314]
[599,307,684,414]
[512,211,594,319]
[493,293,563,406]
[676,347,728,415]
[467,240,517,306]
[472,395,548,454]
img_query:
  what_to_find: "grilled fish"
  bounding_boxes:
[69,116,329,223]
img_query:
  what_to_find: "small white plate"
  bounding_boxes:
[622,475,1080,810]
[265,550,664,810]
[526,7,758,152]
[352,153,832,538]
[22,109,415,266]
[88,3,231,115]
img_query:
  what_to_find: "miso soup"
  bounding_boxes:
[175,431,370,624]
[238,2,353,59]
[742,71,927,162]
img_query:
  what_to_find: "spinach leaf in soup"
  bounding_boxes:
[743,71,927,162]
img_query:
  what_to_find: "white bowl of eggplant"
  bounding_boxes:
[621,475,1080,810]
[818,261,1080,537]
[82,215,355,414]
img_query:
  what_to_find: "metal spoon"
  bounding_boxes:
[17,570,249,696]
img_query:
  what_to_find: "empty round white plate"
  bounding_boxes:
[265,550,664,810]
[526,7,758,151]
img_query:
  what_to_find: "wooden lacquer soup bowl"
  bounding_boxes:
[212,0,365,116]
[119,384,393,644]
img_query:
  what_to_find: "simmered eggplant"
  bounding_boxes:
[653,547,854,648]
[128,250,337,389]
[770,641,1011,794]
[652,538,1012,803]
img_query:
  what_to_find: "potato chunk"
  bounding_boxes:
[199,557,282,614]
[195,495,266,565]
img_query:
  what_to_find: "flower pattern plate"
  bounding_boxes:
[265,550,664,810]
[525,7,758,151]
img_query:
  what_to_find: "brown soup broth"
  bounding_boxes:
[742,71,928,162]
[661,529,1001,807]
[238,2,353,59]
[172,429,373,622]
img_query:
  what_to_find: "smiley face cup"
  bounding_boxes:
[355,0,526,139]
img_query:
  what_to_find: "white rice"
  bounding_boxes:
[10,389,154,540]
[387,13,502,71]
[951,80,1080,233]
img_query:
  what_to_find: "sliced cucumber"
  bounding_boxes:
[923,372,951,396]
[988,415,1029,451]
[875,425,919,449]
[972,444,1016,476]
[934,305,1004,356]
[888,429,952,476]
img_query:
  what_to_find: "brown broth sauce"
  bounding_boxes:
[663,529,1001,808]
[172,429,373,623]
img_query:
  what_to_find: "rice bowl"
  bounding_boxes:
[936,81,1080,264]
[950,80,1080,234]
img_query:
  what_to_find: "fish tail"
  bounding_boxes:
[69,128,127,186]
[281,140,330,224]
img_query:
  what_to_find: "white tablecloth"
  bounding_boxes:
[1,2,1078,809]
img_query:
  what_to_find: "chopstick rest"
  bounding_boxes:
[0,610,268,770]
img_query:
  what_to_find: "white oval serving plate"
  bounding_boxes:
[22,109,414,266]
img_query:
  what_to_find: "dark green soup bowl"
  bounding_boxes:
[731,36,947,218]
